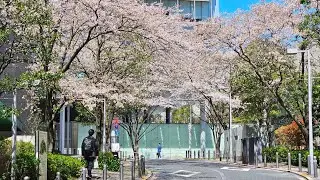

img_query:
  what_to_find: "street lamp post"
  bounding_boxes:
[228,61,233,163]
[193,0,196,20]
[2,91,18,180]
[11,90,17,180]
[103,99,107,153]
[229,90,232,163]
[189,104,192,152]
[287,48,313,175]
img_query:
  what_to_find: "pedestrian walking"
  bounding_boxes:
[157,143,162,159]
[81,129,98,179]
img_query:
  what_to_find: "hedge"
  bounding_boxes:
[97,152,120,172]
[0,138,40,180]
[262,146,320,167]
[47,153,85,180]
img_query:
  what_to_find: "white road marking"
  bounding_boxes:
[211,169,227,180]
[170,170,200,177]
[221,166,251,171]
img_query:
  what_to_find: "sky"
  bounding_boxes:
[220,0,262,13]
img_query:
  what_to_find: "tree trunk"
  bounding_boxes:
[215,132,222,159]
[44,88,55,152]
[48,119,55,152]
[106,110,113,152]
[133,140,141,178]
[266,121,274,147]
[95,102,103,152]
[301,125,309,149]
[106,122,111,152]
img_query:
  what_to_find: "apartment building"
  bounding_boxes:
[145,0,219,20]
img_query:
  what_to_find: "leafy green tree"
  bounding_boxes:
[172,105,191,123]
[73,102,95,124]
[299,0,320,46]
[0,0,34,95]
[0,102,11,121]
[231,39,312,145]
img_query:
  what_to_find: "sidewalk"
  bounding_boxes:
[208,158,318,180]
[81,161,152,180]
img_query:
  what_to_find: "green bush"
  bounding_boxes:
[17,141,34,154]
[98,152,120,172]
[48,153,85,180]
[0,139,39,180]
[263,146,320,167]
[0,138,11,177]
[262,146,289,162]
[13,152,40,179]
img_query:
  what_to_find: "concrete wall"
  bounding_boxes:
[6,135,35,145]
[64,121,265,161]
[73,123,215,159]
[119,148,212,159]
[221,124,263,162]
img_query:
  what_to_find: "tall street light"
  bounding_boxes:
[228,61,233,163]
[103,99,107,153]
[193,0,196,20]
[287,48,313,175]
[229,89,232,163]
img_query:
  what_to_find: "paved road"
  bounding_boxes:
[146,159,305,180]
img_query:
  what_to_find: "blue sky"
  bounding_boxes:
[220,0,261,13]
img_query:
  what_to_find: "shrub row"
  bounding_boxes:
[0,138,39,180]
[0,137,85,180]
[97,152,120,172]
[262,146,320,167]
[48,153,85,180]
[0,137,120,180]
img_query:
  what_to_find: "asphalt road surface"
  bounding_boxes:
[146,159,305,180]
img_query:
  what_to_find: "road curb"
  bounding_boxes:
[255,167,312,180]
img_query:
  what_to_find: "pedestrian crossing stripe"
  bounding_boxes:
[170,170,200,177]
[221,167,250,171]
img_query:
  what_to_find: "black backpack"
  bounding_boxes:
[83,137,94,152]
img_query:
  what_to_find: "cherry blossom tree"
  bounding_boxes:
[0,0,36,95]
[8,0,200,152]
[197,0,312,145]
[53,1,203,166]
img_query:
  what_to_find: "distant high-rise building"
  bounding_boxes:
[145,0,219,20]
